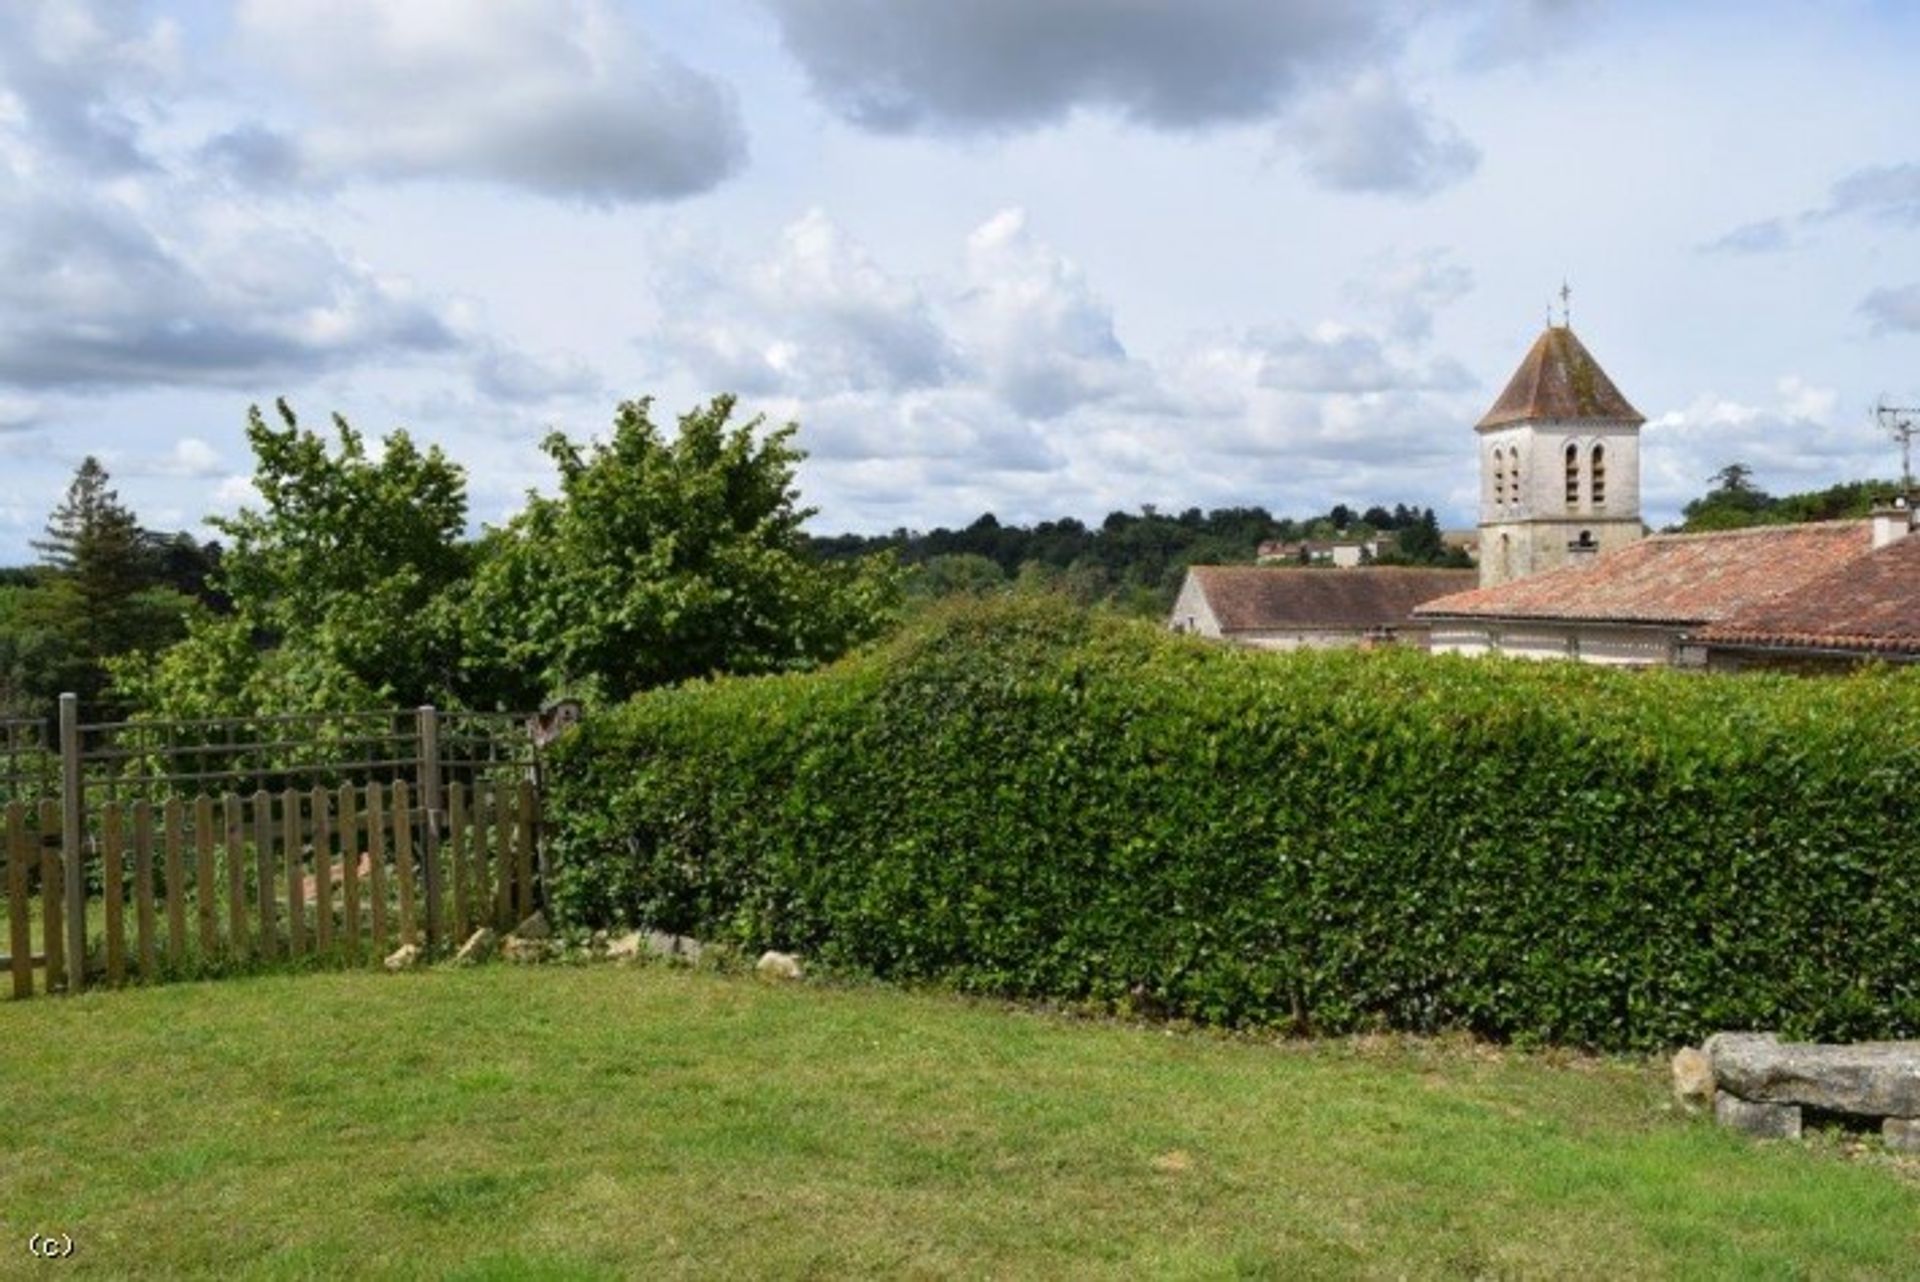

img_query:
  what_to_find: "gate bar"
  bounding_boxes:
[417,706,443,952]
[59,694,85,992]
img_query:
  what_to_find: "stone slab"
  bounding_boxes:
[1705,1033,1920,1119]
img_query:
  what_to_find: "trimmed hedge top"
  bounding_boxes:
[544,598,1920,1050]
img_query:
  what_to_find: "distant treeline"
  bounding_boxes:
[807,503,1461,614]
[1677,464,1903,532]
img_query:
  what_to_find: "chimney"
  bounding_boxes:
[1871,495,1914,550]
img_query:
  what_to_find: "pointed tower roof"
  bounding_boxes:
[1476,325,1644,430]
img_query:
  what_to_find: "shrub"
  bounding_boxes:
[543,598,1920,1050]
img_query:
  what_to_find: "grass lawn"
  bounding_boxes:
[2,965,1916,1279]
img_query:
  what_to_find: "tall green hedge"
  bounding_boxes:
[544,598,1920,1050]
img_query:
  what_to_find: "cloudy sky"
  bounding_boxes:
[0,0,1916,557]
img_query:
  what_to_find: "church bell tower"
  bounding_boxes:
[1476,305,1645,588]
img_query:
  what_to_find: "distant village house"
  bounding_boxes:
[1169,566,1475,650]
[1255,537,1386,568]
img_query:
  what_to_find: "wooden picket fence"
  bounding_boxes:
[1,697,561,999]
[4,778,538,998]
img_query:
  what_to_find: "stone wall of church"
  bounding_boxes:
[1477,416,1644,587]
[1476,516,1645,587]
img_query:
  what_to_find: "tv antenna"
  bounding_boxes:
[1876,402,1918,495]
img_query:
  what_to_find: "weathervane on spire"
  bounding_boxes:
[1558,280,1572,329]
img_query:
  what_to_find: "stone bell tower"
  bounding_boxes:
[1475,307,1645,588]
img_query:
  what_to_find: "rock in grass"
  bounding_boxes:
[755,950,804,981]
[1714,1093,1802,1140]
[647,931,704,965]
[383,943,421,972]
[502,935,553,964]
[513,912,551,941]
[454,928,497,965]
[1671,1047,1715,1112]
[605,931,644,962]
[1884,1117,1920,1154]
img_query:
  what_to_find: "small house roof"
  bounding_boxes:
[1187,566,1476,632]
[1477,326,1644,430]
[1415,521,1874,626]
[1690,533,1920,656]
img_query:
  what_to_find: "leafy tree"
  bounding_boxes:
[0,585,87,709]
[1772,479,1900,523]
[1396,508,1444,561]
[1677,463,1897,533]
[463,395,902,705]
[216,399,470,698]
[1681,461,1775,530]
[911,554,1006,600]
[113,400,471,717]
[138,531,226,610]
[109,611,381,723]
[1710,462,1759,495]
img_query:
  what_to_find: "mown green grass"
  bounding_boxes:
[2,965,1916,1279]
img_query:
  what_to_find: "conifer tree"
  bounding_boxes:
[28,457,178,698]
[33,456,146,618]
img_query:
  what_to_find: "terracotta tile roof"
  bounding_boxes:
[1691,534,1920,655]
[1190,566,1477,632]
[1415,521,1875,626]
[1477,326,1644,430]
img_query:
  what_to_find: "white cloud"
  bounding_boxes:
[1861,283,1920,334]
[760,0,1478,198]
[211,474,258,511]
[1822,163,1920,227]
[1284,72,1480,196]
[1700,218,1796,256]
[0,394,41,433]
[0,1,180,176]
[214,0,746,204]
[1457,0,1606,69]
[654,209,956,398]
[760,0,1385,134]
[1345,248,1475,340]
[1705,161,1920,255]
[154,437,222,478]
[0,183,459,390]
[471,345,601,404]
[0,2,464,393]
[643,207,1486,533]
[1644,377,1890,515]
[954,208,1144,418]
[0,1,613,406]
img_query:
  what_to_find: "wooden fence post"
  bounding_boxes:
[417,706,443,953]
[58,693,85,992]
